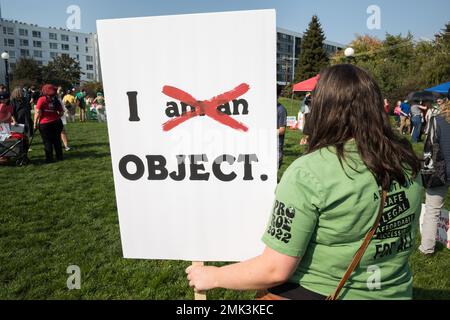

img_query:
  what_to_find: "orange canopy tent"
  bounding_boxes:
[293,75,320,92]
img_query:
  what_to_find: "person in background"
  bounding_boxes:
[435,98,446,113]
[75,89,87,122]
[419,101,433,142]
[384,98,390,114]
[29,86,41,110]
[93,92,107,123]
[186,64,422,300]
[277,87,287,169]
[63,90,76,123]
[0,93,15,124]
[85,94,96,121]
[419,100,450,256]
[410,101,427,143]
[0,93,15,164]
[56,88,71,152]
[10,87,33,137]
[394,101,402,127]
[0,84,8,95]
[57,86,65,101]
[22,87,31,109]
[399,100,411,135]
[300,93,311,146]
[34,85,65,163]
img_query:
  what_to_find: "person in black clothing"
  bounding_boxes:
[11,87,33,137]
[277,86,287,169]
[29,85,41,109]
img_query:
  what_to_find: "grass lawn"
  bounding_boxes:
[0,116,449,300]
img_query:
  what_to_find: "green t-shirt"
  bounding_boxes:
[262,142,423,300]
[75,92,86,108]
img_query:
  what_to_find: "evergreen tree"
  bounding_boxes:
[294,15,329,83]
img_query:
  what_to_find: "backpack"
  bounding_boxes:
[421,116,447,188]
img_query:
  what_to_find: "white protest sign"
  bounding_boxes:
[420,204,450,249]
[97,10,277,262]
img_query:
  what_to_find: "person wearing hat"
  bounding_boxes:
[34,84,65,163]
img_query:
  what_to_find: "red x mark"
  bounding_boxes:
[162,83,250,132]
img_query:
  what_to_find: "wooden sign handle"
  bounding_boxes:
[192,261,207,300]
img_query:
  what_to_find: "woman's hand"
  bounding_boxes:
[186,265,219,292]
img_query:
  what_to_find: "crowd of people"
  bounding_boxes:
[187,64,450,300]
[392,98,446,143]
[0,83,106,164]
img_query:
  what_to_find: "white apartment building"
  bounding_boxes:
[0,13,342,88]
[0,18,101,85]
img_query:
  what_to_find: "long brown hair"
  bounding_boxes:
[440,100,450,123]
[306,64,420,190]
[11,87,24,102]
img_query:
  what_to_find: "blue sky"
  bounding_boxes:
[1,0,449,44]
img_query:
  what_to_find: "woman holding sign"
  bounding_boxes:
[187,64,423,300]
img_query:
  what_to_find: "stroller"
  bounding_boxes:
[0,123,33,166]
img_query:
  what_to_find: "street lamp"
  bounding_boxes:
[344,47,355,64]
[1,52,10,93]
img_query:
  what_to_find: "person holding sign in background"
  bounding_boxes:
[187,64,423,300]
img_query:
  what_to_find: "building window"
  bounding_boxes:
[32,31,41,38]
[4,39,15,47]
[20,39,29,47]
[49,32,58,40]
[20,49,30,57]
[49,43,58,50]
[36,61,43,66]
[3,26,14,35]
[9,62,16,70]
[61,44,70,51]
[86,55,93,62]
[76,54,80,60]
[19,29,29,37]
[62,53,70,59]
[61,34,69,42]
[75,36,79,43]
[85,47,89,53]
[76,46,79,52]
[86,64,94,71]
[50,52,58,59]
[33,40,42,48]
[86,73,94,80]
[7,51,16,59]
[85,38,88,44]
[33,50,43,58]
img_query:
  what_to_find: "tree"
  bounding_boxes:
[435,22,450,44]
[42,55,81,89]
[11,58,42,87]
[294,15,329,83]
[82,81,103,97]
